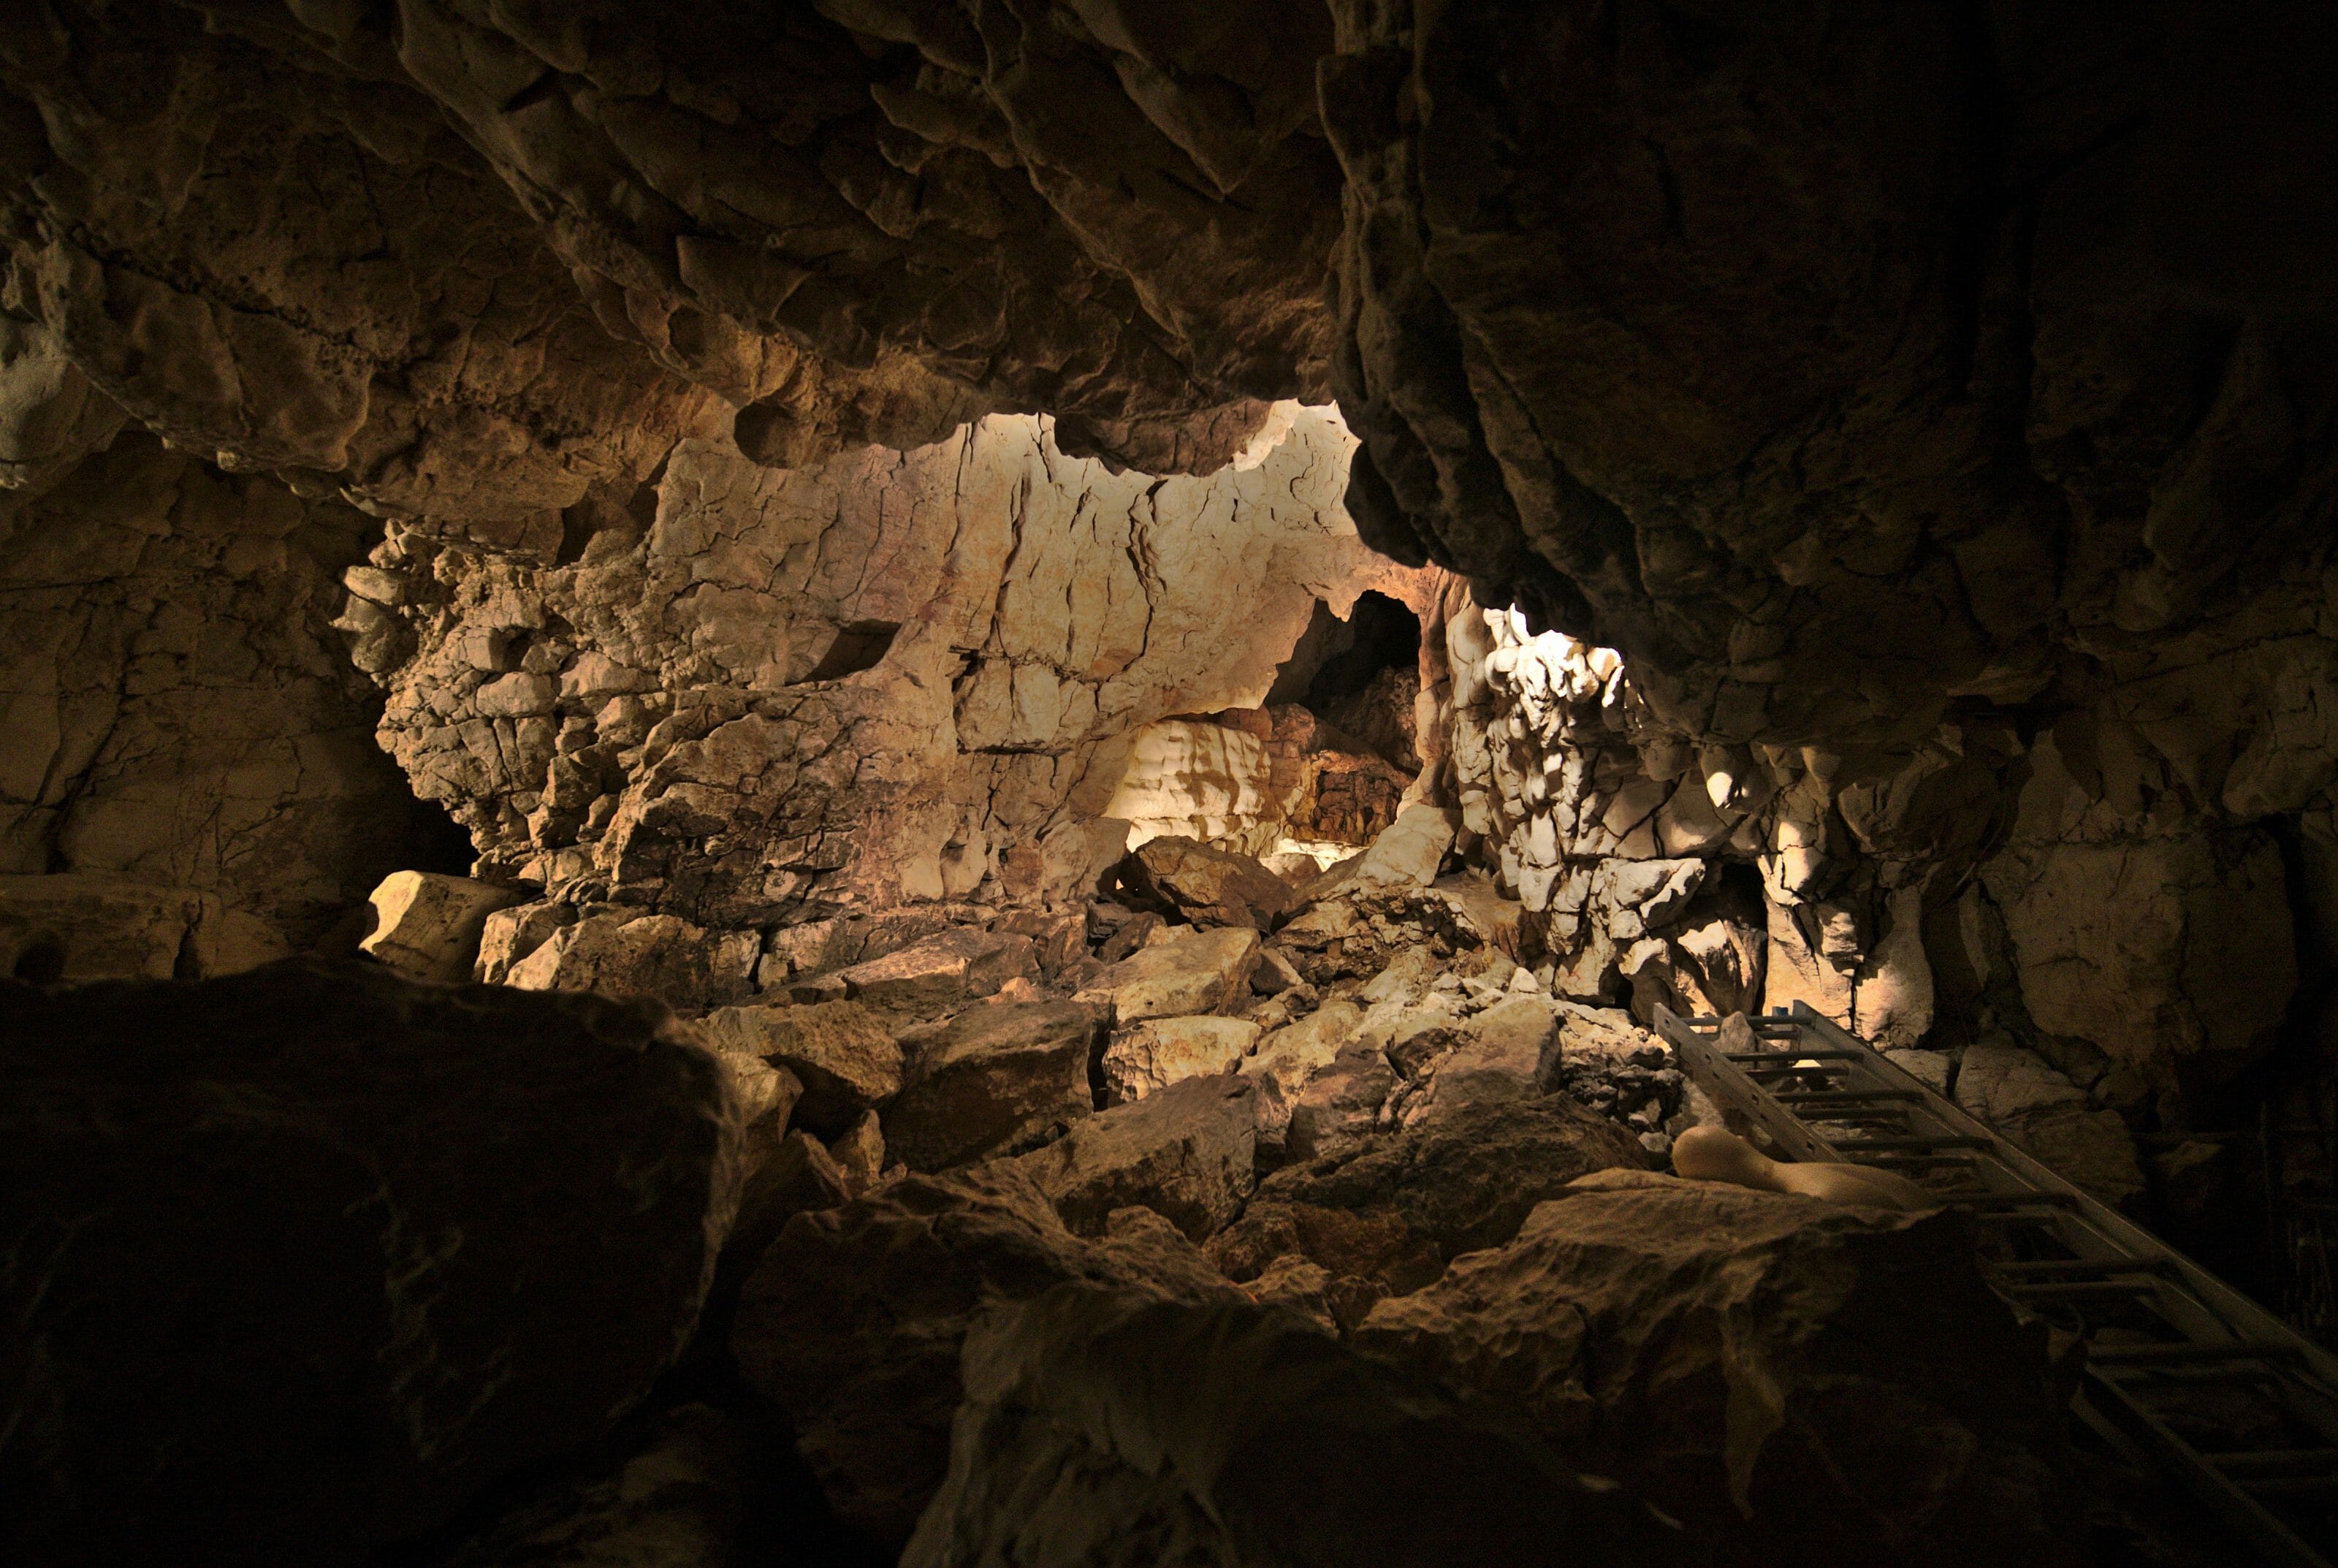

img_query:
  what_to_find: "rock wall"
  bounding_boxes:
[0,431,457,959]
[349,404,1430,932]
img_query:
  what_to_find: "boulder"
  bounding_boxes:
[883,1000,1103,1171]
[1414,994,1559,1114]
[700,1000,902,1138]
[1243,999,1364,1143]
[0,961,740,1564]
[1954,1043,2147,1209]
[1355,1170,2079,1568]
[1284,1042,1398,1163]
[731,1164,1232,1548]
[433,1402,747,1568]
[1215,1096,1647,1295]
[1013,1073,1261,1241]
[1298,804,1459,900]
[829,1111,888,1196]
[357,872,525,984]
[1100,1014,1263,1105]
[902,1286,1689,1568]
[503,910,755,1009]
[1120,834,1295,930]
[833,926,1039,1014]
[1073,924,1261,1022]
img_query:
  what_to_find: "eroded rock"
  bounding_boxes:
[0,961,739,1561]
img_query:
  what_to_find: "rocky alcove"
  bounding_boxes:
[5,6,2338,1566]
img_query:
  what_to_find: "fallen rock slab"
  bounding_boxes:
[1243,999,1364,1144]
[834,926,1038,1014]
[1284,1041,1398,1163]
[731,1164,1231,1548]
[357,871,525,984]
[1120,834,1295,931]
[904,1285,1689,1568]
[883,1000,1103,1171]
[1355,1169,2079,1568]
[1100,1013,1263,1105]
[700,999,902,1137]
[1213,1096,1647,1298]
[1073,923,1260,1022]
[1013,1073,1260,1241]
[0,960,740,1563]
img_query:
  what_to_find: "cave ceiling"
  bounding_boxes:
[1,1,2333,772]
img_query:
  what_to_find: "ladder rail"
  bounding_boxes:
[1653,1001,2338,1567]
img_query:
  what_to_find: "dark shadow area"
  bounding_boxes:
[804,620,902,682]
[1265,590,1421,710]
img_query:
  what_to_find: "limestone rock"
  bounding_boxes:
[1243,999,1366,1144]
[1013,1074,1260,1241]
[432,1403,747,1568]
[0,436,456,948]
[1981,833,2296,1086]
[700,1000,902,1139]
[883,1000,1103,1171]
[731,1163,1233,1548]
[1954,1043,2147,1209]
[503,910,754,1010]
[1223,1096,1648,1293]
[357,872,522,984]
[1100,1014,1263,1105]
[0,873,287,983]
[0,961,739,1561]
[902,1286,1688,1568]
[1284,1041,1400,1164]
[1355,1171,2079,1567]
[1073,924,1261,1022]
[1301,804,1458,900]
[836,927,1038,1015]
[1415,994,1558,1114]
[1120,834,1294,931]
[829,1111,888,1198]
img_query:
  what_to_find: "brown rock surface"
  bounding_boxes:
[730,1162,1233,1549]
[902,1285,1690,1568]
[699,999,902,1138]
[1355,1171,2079,1568]
[884,1000,1103,1171]
[1120,834,1293,930]
[1012,1072,1260,1241]
[0,960,740,1564]
[1097,1013,1261,1105]
[1072,922,1261,1022]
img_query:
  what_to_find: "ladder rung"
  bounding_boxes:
[1956,1191,2080,1211]
[2001,1278,2159,1301]
[1724,1049,1863,1062]
[2091,1341,2302,1366]
[1995,1258,2168,1279]
[2234,1474,2338,1496]
[2209,1449,2338,1476]
[1830,1135,1995,1152]
[1771,1089,1922,1106]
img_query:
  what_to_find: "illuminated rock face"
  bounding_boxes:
[344,404,1428,932]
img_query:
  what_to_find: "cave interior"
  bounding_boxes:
[5,4,2338,1566]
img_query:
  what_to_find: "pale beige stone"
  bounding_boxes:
[1100,1015,1263,1105]
[358,872,523,984]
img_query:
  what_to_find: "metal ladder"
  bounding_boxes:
[1655,1000,2338,1568]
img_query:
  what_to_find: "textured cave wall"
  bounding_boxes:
[0,0,1340,510]
[1317,4,2338,1134]
[0,430,459,959]
[0,1,2329,1152]
[346,403,1430,931]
